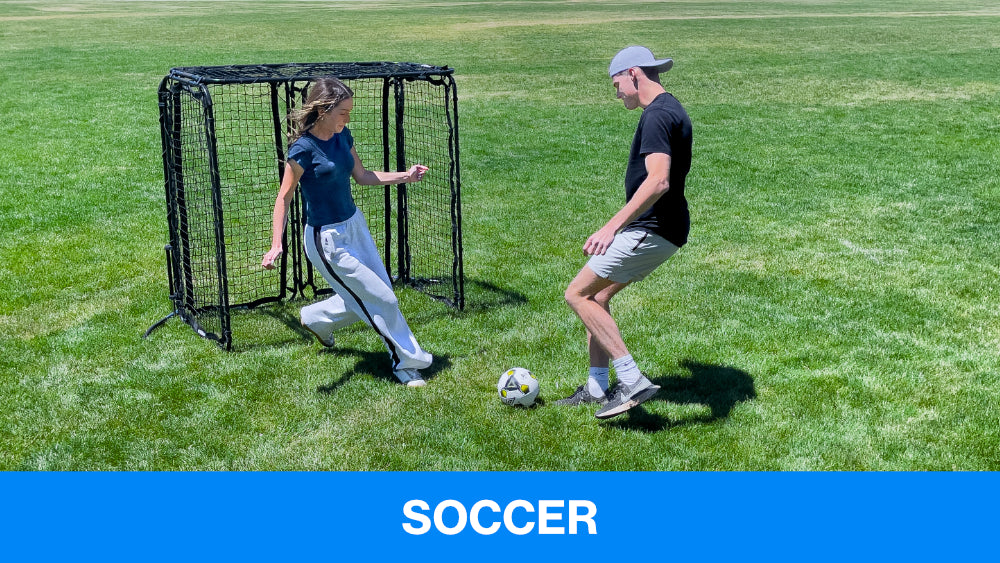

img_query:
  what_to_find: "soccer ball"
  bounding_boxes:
[497,367,540,407]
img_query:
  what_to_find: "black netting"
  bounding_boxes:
[157,62,463,349]
[169,62,450,84]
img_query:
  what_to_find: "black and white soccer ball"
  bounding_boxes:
[497,367,540,407]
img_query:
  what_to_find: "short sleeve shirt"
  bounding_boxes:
[288,128,358,227]
[624,92,693,247]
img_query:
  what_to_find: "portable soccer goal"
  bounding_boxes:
[149,62,464,350]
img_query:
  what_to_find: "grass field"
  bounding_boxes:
[1,0,998,471]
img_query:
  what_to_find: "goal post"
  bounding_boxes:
[151,62,464,350]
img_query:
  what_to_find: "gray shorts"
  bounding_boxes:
[587,228,679,283]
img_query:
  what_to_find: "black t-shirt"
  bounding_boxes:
[624,92,692,247]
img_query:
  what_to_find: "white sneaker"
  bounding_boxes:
[301,323,335,348]
[393,368,426,387]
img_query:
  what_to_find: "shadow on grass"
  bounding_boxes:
[256,306,315,344]
[316,349,453,395]
[236,277,528,349]
[456,278,529,314]
[605,360,756,433]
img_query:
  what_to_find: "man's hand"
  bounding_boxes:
[583,225,617,256]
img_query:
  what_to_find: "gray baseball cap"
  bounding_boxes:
[608,46,674,77]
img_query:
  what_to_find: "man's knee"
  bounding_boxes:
[566,278,599,311]
[564,285,583,309]
[594,283,624,309]
[566,269,615,310]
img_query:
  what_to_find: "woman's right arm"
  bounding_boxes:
[262,160,304,269]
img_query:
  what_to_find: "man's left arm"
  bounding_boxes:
[583,152,671,256]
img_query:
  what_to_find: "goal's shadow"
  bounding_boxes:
[603,360,756,433]
[455,278,529,313]
[228,276,528,349]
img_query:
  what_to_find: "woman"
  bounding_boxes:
[262,77,432,387]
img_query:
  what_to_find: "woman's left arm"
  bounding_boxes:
[350,147,427,185]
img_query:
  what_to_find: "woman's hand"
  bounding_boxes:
[406,164,428,183]
[262,246,283,269]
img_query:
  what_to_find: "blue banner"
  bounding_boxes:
[1,472,995,562]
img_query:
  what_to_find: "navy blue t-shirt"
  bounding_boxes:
[625,92,692,247]
[288,128,357,227]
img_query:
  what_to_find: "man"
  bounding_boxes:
[558,46,693,419]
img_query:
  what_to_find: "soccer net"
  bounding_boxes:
[154,62,463,350]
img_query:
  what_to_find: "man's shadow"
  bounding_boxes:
[316,349,452,394]
[605,359,756,432]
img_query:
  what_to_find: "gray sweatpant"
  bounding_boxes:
[302,210,432,371]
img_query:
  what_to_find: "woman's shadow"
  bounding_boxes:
[605,359,756,432]
[315,348,452,393]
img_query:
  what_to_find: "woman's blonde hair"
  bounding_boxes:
[288,77,354,143]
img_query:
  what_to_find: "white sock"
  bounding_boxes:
[587,367,609,396]
[612,355,642,386]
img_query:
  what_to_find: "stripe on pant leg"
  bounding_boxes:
[312,228,402,369]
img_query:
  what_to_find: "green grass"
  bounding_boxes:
[1,0,998,470]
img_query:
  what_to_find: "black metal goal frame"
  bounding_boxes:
[148,62,464,350]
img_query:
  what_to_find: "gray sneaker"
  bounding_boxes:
[554,385,608,406]
[594,377,660,419]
